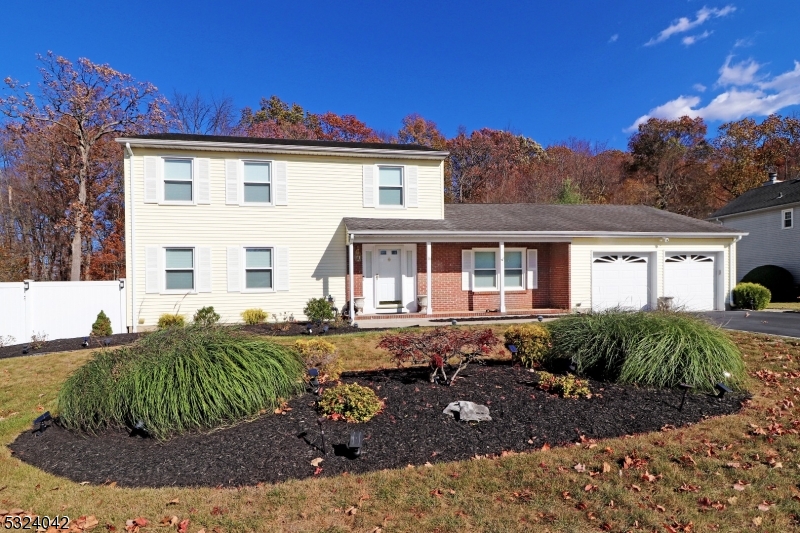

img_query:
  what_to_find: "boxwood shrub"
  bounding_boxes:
[732,282,771,310]
[318,383,383,422]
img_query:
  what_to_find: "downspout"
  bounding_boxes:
[125,143,136,332]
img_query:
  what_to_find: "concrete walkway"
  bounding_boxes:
[355,315,553,329]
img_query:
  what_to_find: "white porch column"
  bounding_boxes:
[426,241,432,315]
[348,236,355,322]
[499,241,506,313]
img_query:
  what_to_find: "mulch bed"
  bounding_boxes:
[0,323,371,360]
[9,363,746,488]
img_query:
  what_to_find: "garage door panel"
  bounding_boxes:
[592,254,650,311]
[664,254,715,311]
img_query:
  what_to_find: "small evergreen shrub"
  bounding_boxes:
[318,383,383,422]
[537,371,592,398]
[295,338,342,383]
[732,282,771,310]
[304,298,335,323]
[504,323,551,368]
[91,310,113,337]
[57,325,305,439]
[157,313,185,329]
[546,311,745,392]
[741,265,797,302]
[193,306,220,326]
[241,308,267,325]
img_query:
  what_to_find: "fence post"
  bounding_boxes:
[118,279,127,334]
[23,279,34,342]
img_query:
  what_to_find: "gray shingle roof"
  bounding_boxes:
[345,204,743,235]
[710,179,800,218]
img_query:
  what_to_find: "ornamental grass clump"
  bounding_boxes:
[57,325,304,439]
[318,383,383,422]
[546,311,745,392]
[504,323,551,368]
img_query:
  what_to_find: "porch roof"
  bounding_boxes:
[344,204,746,239]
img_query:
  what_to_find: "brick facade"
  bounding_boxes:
[347,241,570,313]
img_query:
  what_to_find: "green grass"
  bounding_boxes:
[57,325,304,439]
[766,301,800,311]
[546,310,746,392]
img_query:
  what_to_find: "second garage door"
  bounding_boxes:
[663,254,716,311]
[592,254,650,311]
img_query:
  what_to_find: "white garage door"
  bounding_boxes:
[592,254,650,311]
[664,254,715,311]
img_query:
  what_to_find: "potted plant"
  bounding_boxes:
[417,294,428,313]
[354,296,365,315]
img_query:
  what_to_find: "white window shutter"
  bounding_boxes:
[527,249,538,289]
[227,246,241,292]
[362,165,375,207]
[461,250,473,291]
[225,159,240,205]
[197,246,212,292]
[405,165,419,207]
[275,246,290,291]
[144,156,158,203]
[274,161,288,205]
[196,158,211,204]
[145,246,161,293]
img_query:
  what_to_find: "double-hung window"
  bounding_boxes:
[504,250,524,289]
[378,166,403,206]
[165,248,194,290]
[783,208,793,229]
[245,248,273,290]
[473,251,497,289]
[244,161,271,203]
[163,158,193,202]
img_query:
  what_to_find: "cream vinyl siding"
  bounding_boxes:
[719,207,800,282]
[570,237,735,312]
[125,149,444,329]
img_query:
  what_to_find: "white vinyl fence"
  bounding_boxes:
[0,280,127,345]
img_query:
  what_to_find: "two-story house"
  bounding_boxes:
[710,173,800,285]
[118,133,746,331]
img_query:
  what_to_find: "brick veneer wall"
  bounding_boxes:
[347,242,570,313]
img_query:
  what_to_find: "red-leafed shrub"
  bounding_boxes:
[377,327,500,385]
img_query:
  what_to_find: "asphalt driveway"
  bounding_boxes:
[703,311,800,338]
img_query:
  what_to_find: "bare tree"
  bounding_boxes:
[170,90,236,135]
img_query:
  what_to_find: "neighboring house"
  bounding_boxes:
[117,133,746,331]
[710,173,800,283]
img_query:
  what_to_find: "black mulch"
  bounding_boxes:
[9,363,746,488]
[0,323,372,360]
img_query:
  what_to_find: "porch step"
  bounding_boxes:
[356,309,569,321]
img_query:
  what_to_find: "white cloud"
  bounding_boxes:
[693,83,707,92]
[682,30,712,46]
[609,34,619,43]
[627,59,800,131]
[645,5,736,46]
[734,36,754,48]
[717,55,761,86]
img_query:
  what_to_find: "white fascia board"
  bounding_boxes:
[348,230,747,242]
[115,137,449,161]
[709,200,800,220]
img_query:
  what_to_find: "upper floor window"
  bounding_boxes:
[378,166,403,206]
[243,161,271,203]
[783,208,793,229]
[164,159,193,202]
[245,248,273,289]
[165,248,194,290]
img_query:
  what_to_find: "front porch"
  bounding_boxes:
[356,307,569,321]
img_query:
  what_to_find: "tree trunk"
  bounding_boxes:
[70,147,89,281]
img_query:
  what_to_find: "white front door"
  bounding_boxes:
[376,249,402,305]
[664,254,716,311]
[592,254,650,311]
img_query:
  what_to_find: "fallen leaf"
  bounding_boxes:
[602,462,611,473]
[752,516,762,526]
[641,471,657,483]
[733,480,750,491]
[133,518,148,527]
[540,443,551,451]
[629,484,641,492]
[574,463,586,473]
[345,506,358,516]
[177,519,189,533]
[757,501,773,512]
[313,467,323,476]
[310,458,323,467]
[167,499,180,506]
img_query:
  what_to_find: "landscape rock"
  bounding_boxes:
[442,401,492,422]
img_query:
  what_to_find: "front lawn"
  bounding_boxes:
[766,302,800,311]
[1,328,798,532]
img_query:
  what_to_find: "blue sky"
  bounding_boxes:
[1,1,799,149]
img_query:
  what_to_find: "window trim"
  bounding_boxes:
[503,248,527,290]
[241,245,276,293]
[241,159,275,206]
[163,246,196,294]
[782,208,793,229]
[161,157,195,205]
[377,165,405,209]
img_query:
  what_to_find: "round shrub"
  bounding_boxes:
[732,282,771,310]
[193,306,220,326]
[57,326,305,439]
[295,338,342,383]
[91,310,113,337]
[241,308,267,325]
[157,313,185,329]
[504,323,551,368]
[304,298,335,323]
[741,265,797,302]
[536,371,591,398]
[546,311,746,392]
[318,383,383,422]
